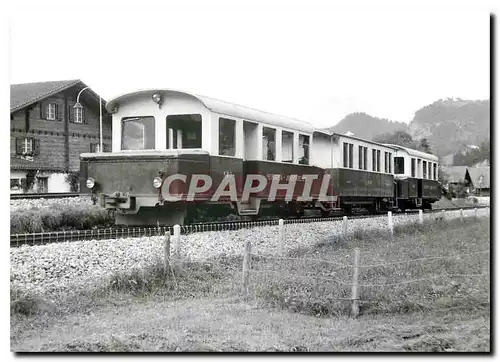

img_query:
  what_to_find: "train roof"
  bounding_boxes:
[106,88,326,135]
[383,144,439,162]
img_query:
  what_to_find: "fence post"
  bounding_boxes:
[278,219,284,257]
[474,207,478,220]
[164,231,171,276]
[460,208,464,222]
[242,241,251,295]
[342,216,348,236]
[173,224,181,267]
[441,209,446,221]
[351,248,360,318]
[387,211,393,237]
[418,209,423,224]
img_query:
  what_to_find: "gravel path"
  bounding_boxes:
[10,208,489,297]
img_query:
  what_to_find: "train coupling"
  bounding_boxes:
[100,191,133,210]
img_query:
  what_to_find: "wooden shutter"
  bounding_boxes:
[55,104,60,121]
[82,108,87,123]
[34,139,40,155]
[21,178,27,191]
[39,102,45,119]
[68,105,73,122]
[15,138,23,154]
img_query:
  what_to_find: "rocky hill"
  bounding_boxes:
[327,112,407,140]
[327,99,490,157]
[408,98,490,156]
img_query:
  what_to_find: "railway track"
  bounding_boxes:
[10,206,488,248]
[10,192,82,200]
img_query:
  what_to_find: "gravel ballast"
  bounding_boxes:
[10,208,489,297]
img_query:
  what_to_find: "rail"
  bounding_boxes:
[9,206,489,247]
[10,192,83,200]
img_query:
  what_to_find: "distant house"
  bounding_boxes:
[441,154,455,166]
[10,79,112,193]
[440,166,468,197]
[465,167,490,196]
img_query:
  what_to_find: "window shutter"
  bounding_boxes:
[83,108,87,123]
[34,139,41,155]
[55,104,60,121]
[68,105,73,122]
[39,102,45,119]
[15,138,23,154]
[21,178,27,191]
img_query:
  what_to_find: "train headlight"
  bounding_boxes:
[86,178,96,189]
[153,177,163,189]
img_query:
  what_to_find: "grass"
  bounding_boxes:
[10,204,112,234]
[11,216,490,352]
[252,217,489,318]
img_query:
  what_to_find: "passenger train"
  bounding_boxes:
[80,89,442,225]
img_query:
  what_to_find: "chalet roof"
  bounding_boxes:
[441,166,467,183]
[466,167,490,189]
[10,79,106,113]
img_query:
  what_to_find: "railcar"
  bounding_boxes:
[79,89,442,226]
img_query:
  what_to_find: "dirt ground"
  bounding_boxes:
[11,294,490,352]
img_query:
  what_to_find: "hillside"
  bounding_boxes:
[408,98,490,156]
[327,112,407,140]
[325,99,490,158]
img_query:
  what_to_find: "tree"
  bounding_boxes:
[419,138,431,153]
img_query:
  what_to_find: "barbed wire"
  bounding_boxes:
[357,273,489,288]
[359,250,490,269]
[249,253,352,268]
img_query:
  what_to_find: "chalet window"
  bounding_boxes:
[74,107,84,124]
[411,158,416,177]
[282,130,294,163]
[262,127,276,161]
[122,116,156,150]
[394,157,405,174]
[219,118,236,156]
[166,114,202,149]
[15,137,39,155]
[47,103,57,120]
[299,134,310,165]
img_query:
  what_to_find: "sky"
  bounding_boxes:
[7,0,492,129]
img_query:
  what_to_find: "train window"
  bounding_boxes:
[166,114,202,149]
[376,150,380,172]
[372,149,376,171]
[343,142,353,168]
[423,161,427,179]
[349,143,353,168]
[358,146,363,170]
[219,117,236,156]
[394,157,404,174]
[121,116,155,150]
[362,147,367,170]
[433,163,437,180]
[299,134,310,165]
[282,130,294,163]
[344,143,349,167]
[384,152,388,173]
[263,127,276,161]
[389,153,392,173]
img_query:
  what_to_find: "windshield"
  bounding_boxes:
[121,116,155,150]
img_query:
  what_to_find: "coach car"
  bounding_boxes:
[79,89,442,225]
